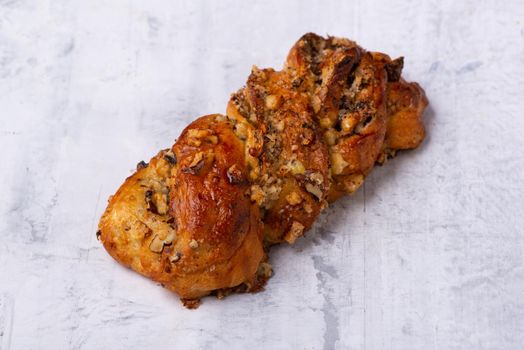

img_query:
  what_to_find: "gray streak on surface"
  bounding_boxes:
[313,255,340,350]
[456,61,483,74]
[0,294,14,350]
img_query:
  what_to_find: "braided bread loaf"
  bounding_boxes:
[98,33,427,308]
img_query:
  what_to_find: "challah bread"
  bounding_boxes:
[98,34,428,307]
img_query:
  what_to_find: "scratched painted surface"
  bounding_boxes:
[1,1,523,349]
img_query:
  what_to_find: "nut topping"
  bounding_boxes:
[324,129,337,146]
[145,190,157,213]
[154,192,168,215]
[265,94,281,110]
[305,183,323,201]
[250,185,265,205]
[190,152,203,167]
[136,160,148,170]
[288,159,305,175]
[304,203,313,214]
[149,235,165,253]
[144,190,169,215]
[343,174,364,193]
[189,239,199,249]
[164,231,177,245]
[163,150,177,165]
[274,120,285,131]
[148,227,177,254]
[341,115,358,133]
[183,152,205,175]
[286,191,302,205]
[331,152,349,175]
[170,252,182,263]
[227,164,244,184]
[284,221,305,244]
[308,172,324,185]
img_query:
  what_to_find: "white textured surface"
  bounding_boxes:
[1,1,524,349]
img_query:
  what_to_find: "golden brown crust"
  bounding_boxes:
[370,52,428,163]
[382,79,428,153]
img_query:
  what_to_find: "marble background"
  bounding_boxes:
[1,1,523,349]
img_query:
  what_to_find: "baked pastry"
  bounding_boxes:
[284,34,427,201]
[227,33,427,240]
[97,33,428,308]
[98,115,269,308]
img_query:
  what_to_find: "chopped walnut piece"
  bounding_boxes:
[149,235,165,253]
[324,129,337,146]
[187,129,217,146]
[304,203,313,214]
[181,298,201,309]
[344,174,365,193]
[136,161,148,170]
[288,159,305,175]
[257,262,273,279]
[265,185,282,204]
[341,115,358,133]
[152,192,168,215]
[183,152,205,175]
[215,289,231,300]
[286,191,302,205]
[319,117,333,129]
[301,128,315,145]
[284,221,305,244]
[234,122,248,140]
[189,152,203,167]
[170,252,182,263]
[188,138,201,147]
[274,120,285,131]
[149,228,177,254]
[308,172,324,185]
[311,95,321,113]
[291,77,303,88]
[265,133,277,151]
[248,130,264,157]
[145,190,158,214]
[189,239,199,249]
[249,167,260,181]
[187,129,210,139]
[376,149,397,165]
[305,183,323,200]
[265,94,281,110]
[227,164,243,184]
[250,185,265,205]
[331,152,349,175]
[163,150,177,165]
[164,230,177,244]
